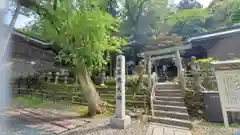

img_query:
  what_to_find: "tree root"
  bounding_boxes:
[87,101,114,116]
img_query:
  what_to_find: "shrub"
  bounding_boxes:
[194,57,219,70]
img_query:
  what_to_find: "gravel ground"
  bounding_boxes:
[191,119,240,135]
[1,116,53,135]
[68,119,148,135]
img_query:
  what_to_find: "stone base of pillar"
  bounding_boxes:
[110,115,131,129]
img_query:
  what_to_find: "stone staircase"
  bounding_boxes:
[150,83,192,129]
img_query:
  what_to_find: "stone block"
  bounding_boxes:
[110,115,131,129]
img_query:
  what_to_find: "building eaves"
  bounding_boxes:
[19,0,38,8]
[13,30,52,46]
[187,26,240,43]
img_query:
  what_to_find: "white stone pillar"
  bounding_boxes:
[110,55,131,129]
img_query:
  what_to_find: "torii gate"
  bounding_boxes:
[138,35,192,92]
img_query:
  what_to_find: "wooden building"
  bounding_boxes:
[9,30,57,79]
[185,26,240,61]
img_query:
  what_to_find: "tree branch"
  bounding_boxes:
[34,2,60,34]
[135,0,147,25]
[125,0,136,24]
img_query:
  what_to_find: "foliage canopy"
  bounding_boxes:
[25,0,126,69]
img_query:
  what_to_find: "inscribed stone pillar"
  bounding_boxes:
[110,55,131,129]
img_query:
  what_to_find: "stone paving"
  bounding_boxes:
[5,108,194,135]
[146,123,192,135]
[7,108,90,134]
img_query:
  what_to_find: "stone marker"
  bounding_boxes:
[110,55,131,129]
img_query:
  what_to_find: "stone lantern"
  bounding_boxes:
[135,60,145,75]
[134,60,145,87]
[100,70,106,86]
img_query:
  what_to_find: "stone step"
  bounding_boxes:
[153,110,190,120]
[97,90,146,95]
[153,105,188,113]
[155,83,180,89]
[154,100,185,106]
[155,89,181,92]
[150,116,192,129]
[155,96,184,102]
[155,90,182,96]
[100,93,146,98]
[99,93,146,101]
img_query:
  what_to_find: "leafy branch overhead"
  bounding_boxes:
[27,0,126,68]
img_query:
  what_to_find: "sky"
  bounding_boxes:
[6,0,212,29]
[173,0,213,7]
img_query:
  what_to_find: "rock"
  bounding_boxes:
[141,115,149,123]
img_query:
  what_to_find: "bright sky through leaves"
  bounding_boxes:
[7,0,212,28]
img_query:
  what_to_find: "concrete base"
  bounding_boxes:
[110,115,131,129]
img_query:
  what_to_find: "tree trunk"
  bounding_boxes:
[76,63,104,116]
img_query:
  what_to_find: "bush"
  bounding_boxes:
[193,58,219,91]
[105,75,148,87]
[194,57,219,70]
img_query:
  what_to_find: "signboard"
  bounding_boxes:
[212,60,240,128]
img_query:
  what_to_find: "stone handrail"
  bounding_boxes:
[150,76,157,117]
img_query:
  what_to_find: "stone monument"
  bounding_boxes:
[212,60,240,128]
[110,55,131,129]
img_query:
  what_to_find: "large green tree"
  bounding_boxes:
[27,0,125,116]
[167,8,209,36]
[205,0,240,30]
[120,0,171,41]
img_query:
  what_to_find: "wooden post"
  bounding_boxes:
[110,58,112,77]
[175,50,186,94]
[154,62,158,75]
[144,56,147,72]
[147,55,152,90]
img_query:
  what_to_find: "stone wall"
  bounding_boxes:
[184,91,204,118]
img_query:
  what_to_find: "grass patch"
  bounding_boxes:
[14,96,54,108]
[193,118,240,128]
[94,110,114,118]
[14,95,74,109]
[72,106,89,115]
[14,95,114,118]
[72,105,114,118]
